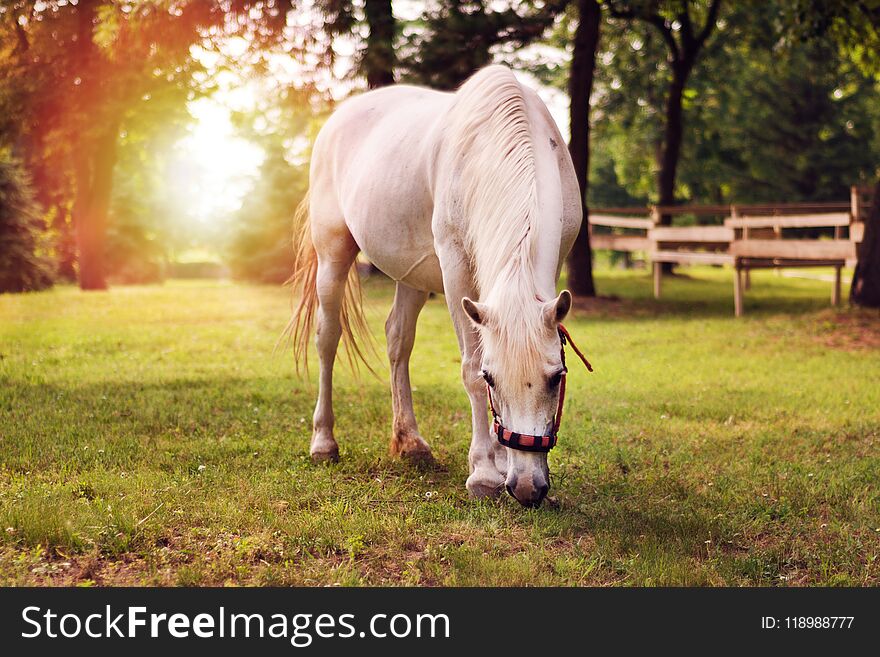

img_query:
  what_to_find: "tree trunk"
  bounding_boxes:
[565,0,601,298]
[363,0,396,89]
[72,0,109,290]
[656,61,691,225]
[850,179,880,307]
[655,60,692,274]
[74,120,119,290]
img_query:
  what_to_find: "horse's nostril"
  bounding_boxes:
[535,482,549,503]
[507,480,550,508]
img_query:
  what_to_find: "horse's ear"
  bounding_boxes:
[461,297,488,326]
[544,290,572,326]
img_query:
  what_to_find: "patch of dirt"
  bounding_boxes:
[570,294,656,319]
[810,308,880,351]
[5,549,173,587]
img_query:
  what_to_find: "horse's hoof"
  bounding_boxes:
[310,449,339,464]
[390,432,434,466]
[466,471,504,499]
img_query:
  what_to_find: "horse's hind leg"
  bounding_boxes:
[386,283,433,463]
[310,226,359,463]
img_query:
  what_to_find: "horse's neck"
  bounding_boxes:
[482,250,555,307]
[432,66,565,303]
[475,134,564,303]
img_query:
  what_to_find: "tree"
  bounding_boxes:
[363,0,396,88]
[784,0,880,308]
[2,0,307,291]
[774,0,880,307]
[404,0,566,90]
[852,181,880,308]
[228,144,308,284]
[3,1,222,290]
[0,152,54,293]
[316,0,398,88]
[566,0,602,297]
[607,0,722,225]
[1,1,79,282]
[589,1,879,208]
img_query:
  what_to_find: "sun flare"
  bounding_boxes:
[170,92,265,226]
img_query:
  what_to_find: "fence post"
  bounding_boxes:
[649,205,661,284]
[850,185,860,223]
[832,265,842,307]
[731,205,752,290]
[653,261,662,299]
[734,261,744,317]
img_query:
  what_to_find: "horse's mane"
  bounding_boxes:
[447,65,539,297]
[445,66,550,378]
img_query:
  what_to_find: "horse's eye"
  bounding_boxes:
[481,370,495,388]
[548,369,566,389]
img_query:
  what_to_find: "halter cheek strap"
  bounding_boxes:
[487,323,592,454]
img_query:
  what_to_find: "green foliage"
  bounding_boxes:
[784,0,880,78]
[676,4,880,203]
[714,47,875,201]
[2,0,879,288]
[102,91,191,285]
[587,1,880,207]
[227,145,307,284]
[402,0,564,89]
[104,199,166,285]
[0,153,54,293]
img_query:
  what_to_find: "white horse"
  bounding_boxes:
[289,65,582,507]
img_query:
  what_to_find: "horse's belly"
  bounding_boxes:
[395,252,444,293]
[345,184,444,293]
[363,242,444,294]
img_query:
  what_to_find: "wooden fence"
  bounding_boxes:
[587,186,874,316]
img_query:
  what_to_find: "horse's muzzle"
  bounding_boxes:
[505,472,549,508]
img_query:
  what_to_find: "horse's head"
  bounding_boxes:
[462,290,572,507]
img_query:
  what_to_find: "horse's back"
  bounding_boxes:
[310,85,451,292]
[308,68,581,294]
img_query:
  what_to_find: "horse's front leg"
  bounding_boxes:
[386,283,433,463]
[437,252,506,498]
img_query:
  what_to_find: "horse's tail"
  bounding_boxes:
[284,192,378,376]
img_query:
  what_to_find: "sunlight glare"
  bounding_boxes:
[170,90,264,227]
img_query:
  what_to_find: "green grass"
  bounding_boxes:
[1,267,879,586]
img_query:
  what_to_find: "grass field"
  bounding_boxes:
[1,267,879,586]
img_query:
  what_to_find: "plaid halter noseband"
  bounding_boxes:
[487,323,593,453]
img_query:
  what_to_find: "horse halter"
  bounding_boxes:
[487,323,593,453]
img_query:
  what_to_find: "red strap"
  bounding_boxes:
[558,323,593,372]
[552,372,566,435]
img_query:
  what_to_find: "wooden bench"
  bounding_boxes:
[725,212,857,315]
